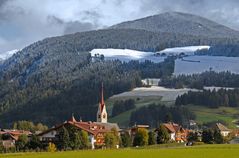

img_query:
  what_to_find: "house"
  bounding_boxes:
[38,116,111,149]
[160,122,188,143]
[38,83,120,149]
[141,78,161,86]
[214,123,231,137]
[0,129,32,149]
[38,116,120,149]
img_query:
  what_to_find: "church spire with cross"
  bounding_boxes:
[96,82,107,123]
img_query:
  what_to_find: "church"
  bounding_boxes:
[38,83,119,149]
[97,83,108,123]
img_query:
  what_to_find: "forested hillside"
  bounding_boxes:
[1,11,239,127]
[0,56,174,127]
[176,89,239,108]
[111,12,239,38]
[130,104,195,127]
[160,71,239,89]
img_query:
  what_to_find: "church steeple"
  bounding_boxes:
[97,82,108,123]
[69,113,77,122]
[100,82,105,112]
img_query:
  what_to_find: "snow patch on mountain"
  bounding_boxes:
[158,46,210,55]
[90,48,165,63]
[0,49,19,61]
[174,55,239,75]
[91,48,150,59]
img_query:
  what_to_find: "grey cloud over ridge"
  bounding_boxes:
[0,0,239,53]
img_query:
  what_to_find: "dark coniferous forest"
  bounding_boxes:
[175,89,239,108]
[130,104,195,127]
[0,57,175,127]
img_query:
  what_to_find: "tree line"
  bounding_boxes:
[130,104,196,127]
[176,89,239,108]
[160,71,239,89]
[196,44,239,57]
[111,99,136,117]
[13,120,48,132]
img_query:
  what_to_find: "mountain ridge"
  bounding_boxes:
[111,12,239,38]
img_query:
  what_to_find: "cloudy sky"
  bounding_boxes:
[0,0,239,53]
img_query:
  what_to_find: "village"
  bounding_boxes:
[0,84,237,152]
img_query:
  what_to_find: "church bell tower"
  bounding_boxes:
[97,83,107,123]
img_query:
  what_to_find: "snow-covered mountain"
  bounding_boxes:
[0,49,19,63]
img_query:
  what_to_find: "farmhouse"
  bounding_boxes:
[0,129,32,149]
[214,123,231,137]
[38,117,110,149]
[38,83,119,149]
[159,122,188,143]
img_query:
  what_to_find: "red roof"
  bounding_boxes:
[1,129,32,140]
[38,120,109,137]
[163,123,181,133]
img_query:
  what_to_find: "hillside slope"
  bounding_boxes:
[0,13,239,126]
[111,12,239,38]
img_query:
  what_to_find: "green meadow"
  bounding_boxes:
[107,92,239,128]
[1,144,239,158]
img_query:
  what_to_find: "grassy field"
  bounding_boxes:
[107,96,164,126]
[187,105,239,128]
[106,86,239,128]
[2,144,239,158]
[108,96,239,128]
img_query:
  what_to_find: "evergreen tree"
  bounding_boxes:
[148,131,156,145]
[72,131,82,150]
[187,132,199,142]
[79,130,89,149]
[202,129,214,144]
[57,126,70,150]
[214,130,224,144]
[16,134,28,151]
[121,133,132,147]
[28,134,41,150]
[156,124,169,144]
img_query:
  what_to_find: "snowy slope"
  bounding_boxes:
[90,48,165,63]
[174,55,239,75]
[91,48,149,58]
[0,49,19,62]
[158,46,210,55]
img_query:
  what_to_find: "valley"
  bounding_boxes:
[0,11,239,132]
[107,85,239,128]
[1,1,239,156]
